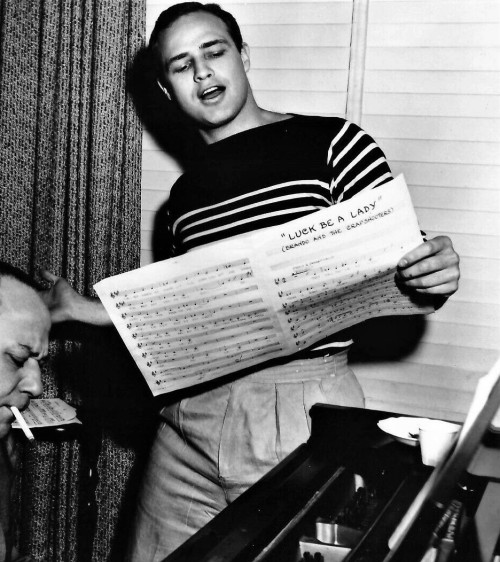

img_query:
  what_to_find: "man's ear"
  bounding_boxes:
[157,79,171,100]
[241,43,250,73]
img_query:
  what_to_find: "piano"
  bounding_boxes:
[163,398,500,562]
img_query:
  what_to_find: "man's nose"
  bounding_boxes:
[194,60,213,82]
[19,359,43,398]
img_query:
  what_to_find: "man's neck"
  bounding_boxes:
[199,106,291,145]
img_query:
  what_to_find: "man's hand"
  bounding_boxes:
[40,270,80,323]
[40,270,111,326]
[396,235,460,299]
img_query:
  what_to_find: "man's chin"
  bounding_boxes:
[192,108,241,131]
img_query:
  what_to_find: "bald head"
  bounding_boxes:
[0,276,50,336]
[0,266,50,438]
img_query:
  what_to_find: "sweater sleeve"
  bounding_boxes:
[145,194,179,262]
[327,120,393,203]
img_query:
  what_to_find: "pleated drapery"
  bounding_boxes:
[0,1,151,560]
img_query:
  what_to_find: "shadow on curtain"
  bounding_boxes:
[0,1,158,560]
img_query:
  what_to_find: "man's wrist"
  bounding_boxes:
[71,296,111,326]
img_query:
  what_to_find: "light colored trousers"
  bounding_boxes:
[127,349,364,561]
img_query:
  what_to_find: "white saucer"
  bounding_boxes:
[377,416,431,447]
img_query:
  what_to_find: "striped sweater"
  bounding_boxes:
[164,115,393,350]
[167,115,393,256]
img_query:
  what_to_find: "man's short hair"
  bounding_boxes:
[149,2,244,55]
[0,261,41,292]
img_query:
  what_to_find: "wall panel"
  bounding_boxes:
[356,0,500,419]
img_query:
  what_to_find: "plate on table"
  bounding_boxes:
[377,416,430,447]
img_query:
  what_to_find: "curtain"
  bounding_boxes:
[0,1,151,560]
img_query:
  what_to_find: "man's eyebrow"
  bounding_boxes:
[14,343,31,354]
[199,39,229,50]
[167,52,190,66]
[15,342,45,359]
[166,39,230,67]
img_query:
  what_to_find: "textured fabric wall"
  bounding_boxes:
[0,1,150,560]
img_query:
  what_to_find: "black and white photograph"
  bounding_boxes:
[0,1,499,560]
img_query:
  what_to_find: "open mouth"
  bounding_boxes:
[200,85,225,101]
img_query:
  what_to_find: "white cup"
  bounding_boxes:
[418,419,460,467]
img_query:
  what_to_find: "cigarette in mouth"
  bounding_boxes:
[11,406,35,441]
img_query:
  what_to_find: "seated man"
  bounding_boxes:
[0,261,50,562]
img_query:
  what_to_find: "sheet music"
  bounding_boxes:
[95,175,434,396]
[11,399,80,428]
[387,355,500,554]
[457,355,500,444]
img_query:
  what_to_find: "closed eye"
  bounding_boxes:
[207,50,225,59]
[173,62,191,73]
[8,354,27,368]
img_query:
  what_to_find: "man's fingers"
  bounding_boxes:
[40,269,59,284]
[396,254,459,282]
[397,269,458,289]
[398,236,454,269]
[407,282,459,297]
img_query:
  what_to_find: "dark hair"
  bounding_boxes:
[0,261,41,292]
[149,2,244,55]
